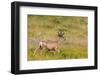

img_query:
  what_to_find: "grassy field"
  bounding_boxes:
[27,15,88,61]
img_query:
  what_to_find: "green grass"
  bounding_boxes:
[27,15,88,61]
[28,47,87,60]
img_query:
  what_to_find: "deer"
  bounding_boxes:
[33,31,66,55]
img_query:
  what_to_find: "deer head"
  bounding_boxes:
[57,31,66,41]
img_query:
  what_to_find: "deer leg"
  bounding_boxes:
[33,46,41,56]
[55,47,60,53]
[40,48,43,55]
[53,51,56,56]
[33,47,38,56]
[40,46,46,55]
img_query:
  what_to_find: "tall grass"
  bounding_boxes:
[28,15,88,61]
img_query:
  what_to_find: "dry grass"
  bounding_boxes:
[27,15,88,61]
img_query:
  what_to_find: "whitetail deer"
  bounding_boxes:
[33,31,66,55]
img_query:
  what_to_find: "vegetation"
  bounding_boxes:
[27,15,88,61]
